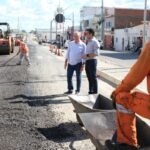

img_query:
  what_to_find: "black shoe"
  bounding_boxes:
[92,92,97,94]
[105,140,139,150]
[88,91,93,94]
[88,91,97,94]
[64,91,72,94]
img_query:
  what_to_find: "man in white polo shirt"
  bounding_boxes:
[64,32,86,94]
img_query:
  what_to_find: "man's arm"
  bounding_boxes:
[64,44,70,69]
[64,59,68,70]
[80,44,86,71]
[82,40,99,59]
[112,42,150,97]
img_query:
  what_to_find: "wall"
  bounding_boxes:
[114,23,150,51]
[115,8,150,29]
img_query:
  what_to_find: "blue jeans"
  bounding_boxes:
[67,62,82,92]
[85,59,98,93]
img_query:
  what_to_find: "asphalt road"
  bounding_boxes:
[0,38,96,150]
[0,36,119,150]
[0,37,138,150]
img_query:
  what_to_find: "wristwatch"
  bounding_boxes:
[86,54,89,57]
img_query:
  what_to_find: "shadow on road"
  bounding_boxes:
[0,80,67,86]
[5,94,70,106]
[37,122,89,149]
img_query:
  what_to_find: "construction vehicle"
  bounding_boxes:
[0,22,14,55]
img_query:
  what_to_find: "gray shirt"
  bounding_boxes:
[86,37,100,59]
[66,41,86,65]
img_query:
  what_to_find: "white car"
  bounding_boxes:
[64,40,70,49]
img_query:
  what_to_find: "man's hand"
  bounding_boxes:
[80,65,84,72]
[111,92,116,109]
[81,55,87,59]
[64,59,68,70]
[64,63,67,70]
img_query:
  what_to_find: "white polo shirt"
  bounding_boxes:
[66,41,86,65]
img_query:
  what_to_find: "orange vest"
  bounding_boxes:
[19,42,29,54]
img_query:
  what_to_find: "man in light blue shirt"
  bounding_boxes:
[64,32,86,94]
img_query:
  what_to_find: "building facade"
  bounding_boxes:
[80,7,150,50]
[104,8,150,49]
[114,22,150,51]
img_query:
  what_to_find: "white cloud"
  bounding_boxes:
[0,0,148,31]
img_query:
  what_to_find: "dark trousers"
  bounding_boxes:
[85,59,98,93]
[67,62,82,92]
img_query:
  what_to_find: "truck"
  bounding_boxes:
[0,22,14,55]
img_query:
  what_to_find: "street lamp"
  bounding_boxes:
[50,19,55,41]
[143,0,147,46]
[101,0,104,43]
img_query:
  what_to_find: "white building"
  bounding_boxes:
[36,25,64,41]
[80,6,101,40]
[114,23,150,51]
[80,6,114,41]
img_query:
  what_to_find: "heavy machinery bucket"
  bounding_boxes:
[79,112,150,150]
[68,94,114,125]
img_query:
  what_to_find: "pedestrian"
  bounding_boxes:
[16,39,31,66]
[133,37,142,54]
[55,34,62,56]
[106,41,150,150]
[82,28,100,94]
[64,32,86,95]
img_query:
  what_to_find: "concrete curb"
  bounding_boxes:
[97,69,144,93]
[97,70,120,86]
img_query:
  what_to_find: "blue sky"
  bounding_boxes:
[0,0,149,31]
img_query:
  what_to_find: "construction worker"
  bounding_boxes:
[105,41,150,150]
[16,39,30,66]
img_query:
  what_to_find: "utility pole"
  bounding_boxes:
[17,16,20,33]
[101,0,104,43]
[72,12,74,38]
[56,22,58,37]
[143,0,147,46]
[50,19,54,41]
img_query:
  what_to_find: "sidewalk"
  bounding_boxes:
[97,55,147,92]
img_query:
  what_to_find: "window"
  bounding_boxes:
[84,20,89,27]
[106,21,112,31]
[116,37,118,43]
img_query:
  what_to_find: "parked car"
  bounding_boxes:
[98,40,103,49]
[47,40,57,45]
[64,40,70,49]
